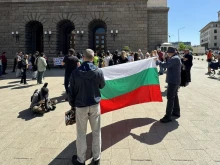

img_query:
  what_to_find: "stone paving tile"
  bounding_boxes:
[6,158,31,165]
[172,160,195,165]
[163,140,192,161]
[0,60,220,164]
[129,139,151,160]
[27,148,61,165]
[111,149,131,165]
[186,150,216,165]
[132,160,153,165]
[148,149,174,165]
[197,141,220,162]
[0,148,21,164]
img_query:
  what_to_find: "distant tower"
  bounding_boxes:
[218,11,220,21]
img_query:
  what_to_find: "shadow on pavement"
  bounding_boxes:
[130,120,179,145]
[208,77,220,81]
[11,84,34,90]
[48,117,156,165]
[51,92,66,104]
[0,84,17,89]
[8,80,31,84]
[17,108,43,121]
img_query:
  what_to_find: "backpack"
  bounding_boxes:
[31,89,41,102]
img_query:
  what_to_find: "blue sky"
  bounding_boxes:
[168,0,220,45]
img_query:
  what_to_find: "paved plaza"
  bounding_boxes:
[0,58,220,165]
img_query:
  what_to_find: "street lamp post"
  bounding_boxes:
[178,27,185,43]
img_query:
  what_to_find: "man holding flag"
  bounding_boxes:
[157,47,182,123]
[68,49,105,165]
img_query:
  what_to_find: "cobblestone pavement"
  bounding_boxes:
[0,59,220,165]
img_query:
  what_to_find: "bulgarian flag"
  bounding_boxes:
[100,58,162,114]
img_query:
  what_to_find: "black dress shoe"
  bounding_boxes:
[160,116,172,123]
[72,155,85,165]
[94,159,100,165]
[172,113,180,118]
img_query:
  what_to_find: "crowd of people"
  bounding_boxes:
[0,51,50,84]
[0,46,196,165]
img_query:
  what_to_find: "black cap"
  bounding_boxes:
[167,47,176,53]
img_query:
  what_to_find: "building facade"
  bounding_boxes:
[0,0,169,64]
[200,11,220,50]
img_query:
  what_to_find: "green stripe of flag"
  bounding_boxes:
[101,68,159,100]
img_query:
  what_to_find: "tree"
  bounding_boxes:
[186,45,193,51]
[178,43,186,51]
[123,46,131,52]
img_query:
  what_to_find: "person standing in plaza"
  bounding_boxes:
[20,54,29,84]
[128,52,134,62]
[118,51,128,64]
[31,52,37,80]
[1,52,7,75]
[16,52,23,78]
[69,49,105,165]
[113,50,119,65]
[206,49,213,74]
[93,53,99,67]
[37,53,47,84]
[157,47,182,123]
[12,52,18,72]
[62,49,80,101]
[103,51,111,67]
[158,49,165,75]
[182,49,193,84]
[138,49,144,59]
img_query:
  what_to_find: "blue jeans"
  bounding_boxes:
[37,71,45,84]
[166,83,180,118]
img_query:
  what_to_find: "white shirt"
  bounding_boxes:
[128,55,134,62]
[104,56,111,67]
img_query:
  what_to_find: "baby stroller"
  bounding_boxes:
[209,61,220,77]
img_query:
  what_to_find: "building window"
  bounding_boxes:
[214,43,217,47]
[214,29,217,33]
[215,24,218,27]
[214,36,217,40]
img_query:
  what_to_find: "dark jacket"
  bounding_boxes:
[158,54,182,85]
[183,54,193,67]
[68,61,105,108]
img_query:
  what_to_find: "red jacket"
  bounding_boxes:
[0,55,7,63]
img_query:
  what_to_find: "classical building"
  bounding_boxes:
[200,11,220,50]
[0,0,168,64]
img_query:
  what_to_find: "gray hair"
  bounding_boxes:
[84,49,94,60]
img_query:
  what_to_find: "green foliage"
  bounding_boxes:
[178,43,186,51]
[178,43,193,51]
[123,46,131,52]
[186,45,193,51]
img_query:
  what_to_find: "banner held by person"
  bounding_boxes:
[53,57,64,66]
[100,58,162,114]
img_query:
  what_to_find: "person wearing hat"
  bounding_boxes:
[182,49,193,84]
[30,83,57,114]
[156,47,182,123]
